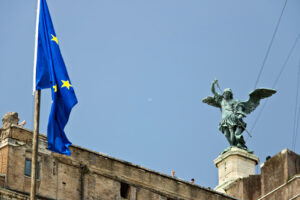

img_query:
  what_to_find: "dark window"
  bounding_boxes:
[24,158,40,179]
[24,159,31,176]
[53,161,56,175]
[120,182,130,198]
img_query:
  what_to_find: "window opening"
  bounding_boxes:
[120,182,130,198]
[24,158,40,179]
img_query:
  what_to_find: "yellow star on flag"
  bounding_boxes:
[61,80,72,90]
[51,34,58,44]
[53,84,57,92]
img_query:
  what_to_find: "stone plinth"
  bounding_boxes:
[214,147,259,193]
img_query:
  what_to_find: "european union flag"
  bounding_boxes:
[35,0,77,155]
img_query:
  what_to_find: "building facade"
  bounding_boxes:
[1,112,299,200]
[0,112,235,200]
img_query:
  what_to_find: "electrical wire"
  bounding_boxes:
[249,33,300,135]
[253,0,289,89]
[273,34,300,88]
[292,62,300,151]
[293,106,300,151]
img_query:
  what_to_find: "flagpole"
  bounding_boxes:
[31,0,41,199]
[33,0,41,95]
[30,90,41,200]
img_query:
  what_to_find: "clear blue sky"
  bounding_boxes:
[1,0,300,188]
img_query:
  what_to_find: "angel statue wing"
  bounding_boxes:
[202,96,221,108]
[241,88,277,115]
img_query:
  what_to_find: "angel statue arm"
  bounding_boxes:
[211,79,219,96]
[211,79,223,105]
[202,79,222,108]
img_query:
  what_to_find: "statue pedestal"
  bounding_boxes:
[214,147,259,193]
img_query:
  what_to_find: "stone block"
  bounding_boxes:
[2,112,19,129]
[214,147,259,193]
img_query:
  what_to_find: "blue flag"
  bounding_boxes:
[35,0,77,155]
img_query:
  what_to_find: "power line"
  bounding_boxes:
[273,34,300,88]
[249,33,300,135]
[253,0,288,89]
[249,100,267,134]
[292,61,300,151]
[293,106,300,151]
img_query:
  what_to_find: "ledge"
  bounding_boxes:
[214,147,259,166]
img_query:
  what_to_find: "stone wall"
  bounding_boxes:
[258,176,300,200]
[2,112,300,200]
[225,175,261,200]
[226,149,300,200]
[0,187,28,200]
[0,118,236,200]
[214,147,259,193]
[0,146,8,175]
[258,149,300,200]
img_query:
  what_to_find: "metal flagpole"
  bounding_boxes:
[31,0,41,199]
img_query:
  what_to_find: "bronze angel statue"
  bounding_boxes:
[203,79,276,153]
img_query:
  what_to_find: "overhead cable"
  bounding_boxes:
[253,0,289,89]
[246,33,300,140]
[273,33,300,88]
[292,61,300,151]
[250,34,300,133]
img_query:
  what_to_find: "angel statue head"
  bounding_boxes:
[202,79,276,154]
[223,88,233,100]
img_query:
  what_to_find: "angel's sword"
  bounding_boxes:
[237,120,252,138]
[231,107,253,138]
[216,81,222,92]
